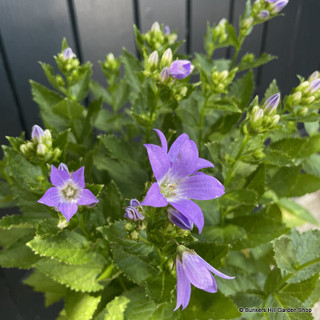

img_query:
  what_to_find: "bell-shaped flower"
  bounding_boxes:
[170,60,194,79]
[124,199,145,221]
[38,163,99,221]
[175,248,234,310]
[141,129,225,233]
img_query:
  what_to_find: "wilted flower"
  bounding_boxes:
[168,207,193,230]
[141,129,225,233]
[175,248,234,310]
[124,199,145,221]
[170,60,194,79]
[63,47,75,60]
[38,163,99,221]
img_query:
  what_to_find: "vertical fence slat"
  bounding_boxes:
[0,0,75,135]
[139,0,187,53]
[259,2,301,95]
[0,51,23,146]
[74,0,136,84]
[191,0,230,57]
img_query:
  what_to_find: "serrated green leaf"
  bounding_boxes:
[53,98,85,120]
[27,230,106,265]
[245,164,265,198]
[0,180,15,208]
[147,301,180,320]
[65,291,101,320]
[89,80,112,104]
[24,269,66,306]
[302,154,320,178]
[201,225,246,245]
[40,62,65,93]
[273,230,320,283]
[35,257,104,292]
[238,52,276,71]
[289,174,320,197]
[304,121,319,136]
[110,243,158,285]
[103,295,129,320]
[264,149,294,166]
[69,62,92,102]
[229,70,254,110]
[263,79,280,102]
[0,214,40,229]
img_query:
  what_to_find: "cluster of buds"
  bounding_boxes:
[124,199,146,241]
[101,53,121,82]
[241,0,289,35]
[55,47,80,84]
[245,93,281,134]
[205,19,229,56]
[143,22,177,52]
[211,68,237,94]
[20,125,61,162]
[285,71,320,116]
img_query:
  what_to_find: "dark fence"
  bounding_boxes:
[0,0,319,144]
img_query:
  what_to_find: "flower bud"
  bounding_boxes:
[20,144,28,155]
[263,93,280,114]
[58,163,70,173]
[309,71,319,82]
[252,106,264,124]
[305,96,315,104]
[168,207,193,230]
[147,51,159,70]
[267,0,289,14]
[291,91,302,105]
[243,17,254,29]
[63,47,75,60]
[151,21,160,32]
[258,10,270,19]
[36,143,47,156]
[31,125,44,142]
[270,114,280,127]
[124,199,144,221]
[159,67,170,83]
[43,129,52,140]
[160,48,173,67]
[309,79,320,93]
[297,107,308,116]
[163,25,170,35]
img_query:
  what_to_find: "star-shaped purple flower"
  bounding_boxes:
[141,129,225,233]
[175,249,234,311]
[38,163,99,221]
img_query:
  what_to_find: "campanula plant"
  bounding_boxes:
[0,0,320,319]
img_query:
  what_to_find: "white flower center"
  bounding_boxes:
[59,180,81,203]
[161,182,177,198]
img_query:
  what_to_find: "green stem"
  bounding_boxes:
[198,96,209,155]
[224,134,250,188]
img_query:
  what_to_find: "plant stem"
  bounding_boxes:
[224,134,250,188]
[198,96,209,155]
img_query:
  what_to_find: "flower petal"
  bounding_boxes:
[202,273,218,293]
[168,133,189,162]
[195,158,214,171]
[144,144,170,182]
[170,139,198,179]
[71,166,85,188]
[38,187,60,207]
[178,174,225,200]
[58,202,78,222]
[174,259,191,311]
[153,129,167,153]
[50,165,70,187]
[197,255,235,280]
[182,252,215,290]
[141,182,168,207]
[77,189,99,206]
[170,199,204,233]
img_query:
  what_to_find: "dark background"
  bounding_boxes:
[0,0,319,319]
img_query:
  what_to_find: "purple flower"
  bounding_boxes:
[262,93,280,114]
[163,25,171,35]
[170,60,194,79]
[124,199,145,221]
[175,249,234,310]
[141,129,225,233]
[168,207,193,230]
[38,163,99,221]
[63,47,75,60]
[265,0,289,13]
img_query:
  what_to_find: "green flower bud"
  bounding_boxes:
[270,114,280,127]
[151,21,160,32]
[20,143,28,155]
[309,71,319,82]
[297,107,308,116]
[147,51,159,70]
[291,91,302,105]
[305,96,315,104]
[125,222,135,232]
[36,143,47,156]
[160,48,173,67]
[253,148,265,159]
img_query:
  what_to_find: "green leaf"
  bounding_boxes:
[53,98,85,120]
[225,22,239,48]
[110,243,158,285]
[0,240,40,269]
[245,164,265,198]
[304,121,319,136]
[24,269,66,307]
[231,204,289,249]
[238,53,276,71]
[302,154,320,178]
[266,166,301,198]
[102,295,130,320]
[35,257,104,292]
[65,291,101,320]
[273,230,320,283]
[147,302,180,320]
[89,80,112,104]
[0,214,41,229]
[180,291,241,320]
[264,149,294,166]
[278,198,319,227]
[289,174,320,197]
[206,97,241,113]
[27,230,106,265]
[40,62,65,93]
[30,80,68,131]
